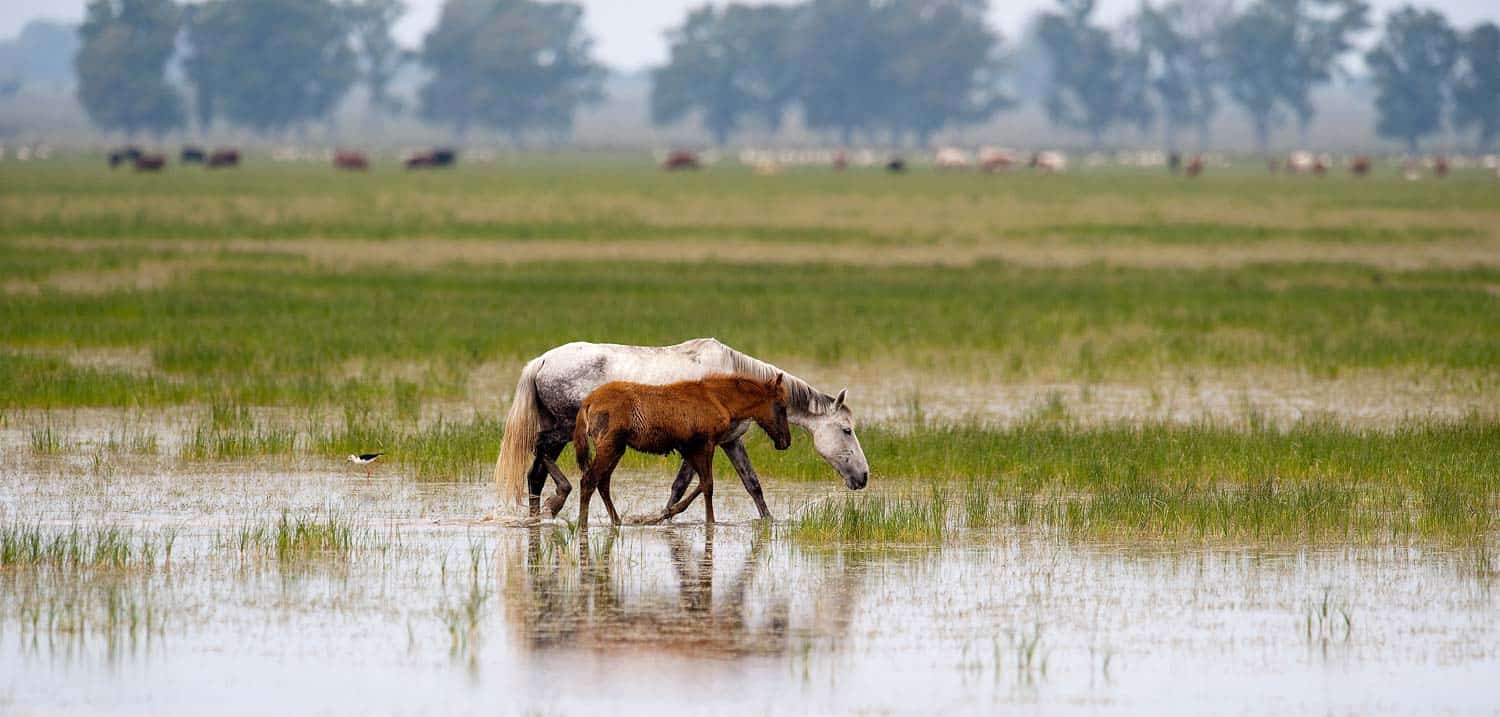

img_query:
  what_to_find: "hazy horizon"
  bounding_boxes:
[3,0,1496,72]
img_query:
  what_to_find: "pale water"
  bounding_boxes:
[1,462,1495,715]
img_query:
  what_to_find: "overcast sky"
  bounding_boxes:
[4,0,1497,72]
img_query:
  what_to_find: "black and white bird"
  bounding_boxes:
[346,452,384,477]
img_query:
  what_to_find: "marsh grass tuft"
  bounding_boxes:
[0,522,176,572]
[28,423,69,455]
[224,511,386,564]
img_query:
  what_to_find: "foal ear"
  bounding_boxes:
[833,388,847,410]
[769,372,785,391]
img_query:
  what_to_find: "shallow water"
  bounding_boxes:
[1,461,1496,715]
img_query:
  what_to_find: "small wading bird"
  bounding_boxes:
[346,452,383,477]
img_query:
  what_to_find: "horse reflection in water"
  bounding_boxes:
[498,527,861,659]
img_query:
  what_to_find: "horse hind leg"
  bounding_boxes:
[597,468,622,526]
[525,453,550,517]
[540,451,572,518]
[661,459,697,520]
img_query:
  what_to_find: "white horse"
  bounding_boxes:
[495,338,870,519]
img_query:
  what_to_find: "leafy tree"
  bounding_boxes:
[1365,7,1458,152]
[1454,22,1500,151]
[419,0,605,141]
[793,0,895,145]
[650,4,799,145]
[74,0,185,137]
[1219,0,1367,151]
[1036,0,1152,148]
[184,0,358,134]
[881,0,1013,145]
[346,0,409,121]
[1136,0,1226,150]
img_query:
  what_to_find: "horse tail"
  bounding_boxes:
[495,357,545,506]
[573,406,592,476]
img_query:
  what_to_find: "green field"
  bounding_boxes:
[3,156,1498,541]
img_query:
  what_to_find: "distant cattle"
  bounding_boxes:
[1349,155,1371,176]
[934,147,972,170]
[1312,158,1328,176]
[885,158,907,173]
[661,150,701,171]
[207,149,240,168]
[334,150,369,171]
[133,153,166,172]
[1286,151,1315,174]
[832,151,848,171]
[181,146,206,163]
[406,148,458,169]
[108,146,143,168]
[979,147,1016,173]
[1028,151,1067,173]
[1184,154,1204,177]
[1433,155,1449,178]
[1167,151,1182,173]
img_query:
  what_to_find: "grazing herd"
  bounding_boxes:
[98,143,1486,180]
[106,145,458,172]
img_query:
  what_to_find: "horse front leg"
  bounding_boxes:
[685,443,717,525]
[721,439,772,520]
[578,438,624,531]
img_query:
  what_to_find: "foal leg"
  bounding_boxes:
[597,461,623,526]
[722,439,773,520]
[578,438,625,531]
[686,443,717,525]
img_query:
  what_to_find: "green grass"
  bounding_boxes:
[2,259,1495,408]
[781,419,1498,543]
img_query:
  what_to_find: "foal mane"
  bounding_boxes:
[717,345,836,415]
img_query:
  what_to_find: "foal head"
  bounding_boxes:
[750,373,792,451]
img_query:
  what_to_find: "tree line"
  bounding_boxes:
[73,0,1500,152]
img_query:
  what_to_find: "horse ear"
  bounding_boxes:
[833,388,847,410]
[770,372,784,391]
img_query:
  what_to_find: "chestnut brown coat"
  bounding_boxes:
[571,374,790,530]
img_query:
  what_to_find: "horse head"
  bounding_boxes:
[804,389,869,490]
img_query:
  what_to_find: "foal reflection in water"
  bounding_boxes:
[572,374,791,530]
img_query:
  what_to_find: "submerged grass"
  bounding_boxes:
[0,522,177,572]
[226,511,382,563]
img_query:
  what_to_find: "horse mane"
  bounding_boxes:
[716,344,835,415]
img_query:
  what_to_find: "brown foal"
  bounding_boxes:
[572,374,791,530]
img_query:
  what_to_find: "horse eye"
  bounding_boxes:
[842,427,852,435]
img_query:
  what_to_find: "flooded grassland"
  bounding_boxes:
[2,159,1498,714]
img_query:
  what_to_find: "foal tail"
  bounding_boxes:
[572,407,592,476]
[495,357,544,506]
